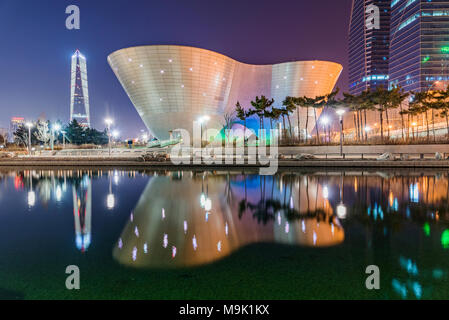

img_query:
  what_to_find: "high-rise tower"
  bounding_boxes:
[389,0,449,93]
[349,0,391,95]
[70,50,90,127]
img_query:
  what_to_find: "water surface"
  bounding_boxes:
[0,168,448,299]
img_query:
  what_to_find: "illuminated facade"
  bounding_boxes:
[70,50,91,127]
[389,0,449,92]
[108,45,342,140]
[349,0,391,95]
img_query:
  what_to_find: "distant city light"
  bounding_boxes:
[365,126,371,132]
[442,46,449,54]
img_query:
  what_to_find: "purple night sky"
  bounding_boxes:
[0,0,352,138]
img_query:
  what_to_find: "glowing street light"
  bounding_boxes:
[365,126,371,132]
[320,117,329,125]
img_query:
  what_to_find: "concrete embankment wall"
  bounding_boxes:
[278,144,449,156]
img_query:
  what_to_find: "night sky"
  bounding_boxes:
[0,0,352,138]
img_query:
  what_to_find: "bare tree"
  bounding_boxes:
[34,120,51,146]
[223,112,236,143]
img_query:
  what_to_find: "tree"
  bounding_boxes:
[342,92,360,141]
[282,97,297,139]
[14,124,38,147]
[371,86,391,142]
[388,86,409,140]
[65,120,86,145]
[250,95,274,132]
[410,91,431,141]
[34,120,51,146]
[222,112,236,143]
[64,119,108,145]
[315,88,340,144]
[438,85,449,136]
[302,96,316,143]
[235,102,250,144]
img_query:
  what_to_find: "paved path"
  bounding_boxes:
[2,158,449,168]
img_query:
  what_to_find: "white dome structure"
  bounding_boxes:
[108,45,342,140]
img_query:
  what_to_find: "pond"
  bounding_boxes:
[0,168,448,299]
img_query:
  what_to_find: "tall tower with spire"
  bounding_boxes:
[70,50,91,127]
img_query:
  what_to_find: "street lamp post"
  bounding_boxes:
[26,122,33,156]
[105,118,113,156]
[51,123,61,151]
[336,109,346,157]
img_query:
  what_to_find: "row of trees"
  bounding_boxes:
[346,85,449,142]
[14,119,109,147]
[233,90,339,144]
[231,84,449,144]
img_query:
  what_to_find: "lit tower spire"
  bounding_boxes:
[70,49,91,127]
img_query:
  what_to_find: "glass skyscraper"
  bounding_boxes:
[389,0,449,92]
[70,50,91,127]
[349,0,391,95]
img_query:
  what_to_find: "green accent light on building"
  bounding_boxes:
[423,222,430,236]
[441,230,449,249]
[422,56,430,63]
[441,47,449,54]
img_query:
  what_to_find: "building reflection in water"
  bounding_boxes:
[113,171,345,269]
[72,175,92,252]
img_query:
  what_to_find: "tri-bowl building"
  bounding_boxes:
[108,45,342,140]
